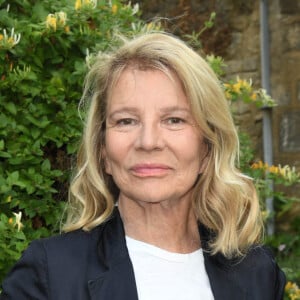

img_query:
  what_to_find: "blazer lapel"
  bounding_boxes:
[203,252,247,300]
[88,210,248,300]
[87,259,138,300]
[199,224,248,300]
[88,209,139,300]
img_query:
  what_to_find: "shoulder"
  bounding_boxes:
[209,244,281,273]
[16,225,102,266]
[238,245,285,283]
[204,245,286,300]
[37,225,102,253]
[231,245,286,298]
[240,245,279,269]
[0,226,105,299]
[29,225,104,272]
[219,245,284,278]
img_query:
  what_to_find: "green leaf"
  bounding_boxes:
[41,159,51,172]
[6,171,19,186]
[0,151,11,158]
[25,115,50,128]
[5,102,17,115]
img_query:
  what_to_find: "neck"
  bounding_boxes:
[118,195,201,253]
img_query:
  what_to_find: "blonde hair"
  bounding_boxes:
[64,32,263,258]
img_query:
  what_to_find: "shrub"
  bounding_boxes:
[1,2,299,295]
[0,0,143,281]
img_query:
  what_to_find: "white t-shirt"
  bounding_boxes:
[126,236,215,300]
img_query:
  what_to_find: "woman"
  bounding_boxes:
[1,32,285,300]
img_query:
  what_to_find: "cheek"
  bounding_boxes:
[102,148,112,175]
[104,132,128,175]
[180,134,206,172]
[103,133,116,175]
[105,158,112,175]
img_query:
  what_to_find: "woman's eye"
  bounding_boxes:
[166,117,185,124]
[116,118,137,126]
[162,117,187,130]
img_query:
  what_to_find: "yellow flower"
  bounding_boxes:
[251,162,258,169]
[225,90,231,100]
[46,14,57,31]
[46,12,67,31]
[13,211,24,231]
[112,4,118,14]
[286,281,300,300]
[76,0,97,10]
[8,218,13,225]
[250,92,257,101]
[268,165,279,175]
[57,11,67,26]
[64,26,70,33]
[232,80,242,93]
[279,165,286,177]
[0,28,21,49]
[75,0,82,10]
[240,79,252,91]
[7,37,14,45]
[285,281,294,291]
[231,77,252,94]
[251,160,266,170]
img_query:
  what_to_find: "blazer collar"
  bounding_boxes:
[199,224,247,300]
[88,208,247,300]
[87,208,139,300]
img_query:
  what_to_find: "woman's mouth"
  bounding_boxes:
[130,164,172,177]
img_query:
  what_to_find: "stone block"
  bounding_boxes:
[286,24,300,50]
[272,85,291,106]
[280,0,300,14]
[280,111,300,152]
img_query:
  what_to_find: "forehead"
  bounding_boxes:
[107,67,189,109]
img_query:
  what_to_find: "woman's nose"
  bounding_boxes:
[135,121,164,151]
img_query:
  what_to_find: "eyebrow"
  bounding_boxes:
[107,107,139,119]
[159,106,192,114]
[108,106,191,118]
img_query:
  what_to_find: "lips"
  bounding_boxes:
[130,163,172,177]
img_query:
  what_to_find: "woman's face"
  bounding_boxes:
[104,68,207,205]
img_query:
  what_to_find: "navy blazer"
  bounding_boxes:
[1,208,286,299]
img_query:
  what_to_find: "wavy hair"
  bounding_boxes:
[64,32,263,258]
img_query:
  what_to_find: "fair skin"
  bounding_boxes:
[104,68,208,253]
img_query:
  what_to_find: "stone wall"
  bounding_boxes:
[135,0,300,195]
[270,0,300,171]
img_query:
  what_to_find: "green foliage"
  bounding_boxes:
[0,0,143,282]
[0,212,28,277]
[204,53,300,288]
[1,3,299,296]
[224,77,277,108]
[205,54,226,77]
[223,65,300,288]
[184,12,216,50]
